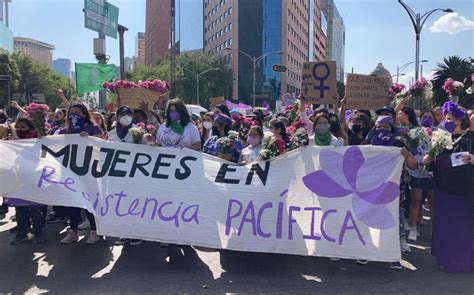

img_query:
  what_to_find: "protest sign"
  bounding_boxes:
[208,96,225,107]
[0,136,404,262]
[301,61,338,104]
[345,74,392,110]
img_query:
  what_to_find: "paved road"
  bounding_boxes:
[0,210,472,295]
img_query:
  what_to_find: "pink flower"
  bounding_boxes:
[136,122,146,129]
[389,83,405,95]
[146,124,156,132]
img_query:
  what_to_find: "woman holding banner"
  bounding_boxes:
[155,99,201,151]
[423,101,473,273]
[59,102,104,245]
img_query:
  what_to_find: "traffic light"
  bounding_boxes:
[272,64,287,72]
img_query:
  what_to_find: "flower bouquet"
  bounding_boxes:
[259,136,284,161]
[102,79,169,94]
[143,133,156,146]
[389,83,406,96]
[26,102,50,136]
[442,78,465,103]
[423,129,453,171]
[129,124,145,144]
[409,77,433,107]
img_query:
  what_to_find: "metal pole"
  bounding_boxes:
[118,25,128,80]
[170,0,176,99]
[252,58,256,107]
[420,64,423,78]
[196,74,200,106]
[396,66,400,83]
[97,32,107,111]
[5,0,9,28]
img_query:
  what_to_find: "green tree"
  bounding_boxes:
[127,51,232,106]
[431,56,473,108]
[0,49,20,109]
[10,52,75,109]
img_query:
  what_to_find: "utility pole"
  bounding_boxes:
[96,33,107,111]
[170,0,176,99]
[118,25,128,80]
[4,0,11,28]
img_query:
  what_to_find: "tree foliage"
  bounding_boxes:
[127,51,232,106]
[431,56,473,108]
[0,49,75,111]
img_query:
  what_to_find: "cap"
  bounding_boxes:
[375,106,396,116]
[117,106,133,116]
[375,115,394,126]
[214,114,232,127]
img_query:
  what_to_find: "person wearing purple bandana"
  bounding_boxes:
[423,101,473,273]
[58,102,103,245]
[107,106,135,143]
[406,110,437,242]
[366,116,417,269]
[155,99,201,150]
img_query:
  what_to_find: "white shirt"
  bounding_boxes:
[156,122,201,149]
[107,127,134,143]
[309,134,344,147]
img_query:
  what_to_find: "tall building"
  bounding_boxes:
[0,1,13,52]
[321,0,345,81]
[145,0,180,66]
[135,32,146,65]
[53,58,72,79]
[203,0,327,103]
[13,37,55,67]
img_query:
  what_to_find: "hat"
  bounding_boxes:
[375,106,396,116]
[214,114,232,127]
[375,115,394,126]
[117,106,133,115]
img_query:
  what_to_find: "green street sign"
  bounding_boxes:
[84,0,119,39]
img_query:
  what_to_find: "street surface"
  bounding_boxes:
[0,210,472,294]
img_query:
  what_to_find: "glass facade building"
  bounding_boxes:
[238,0,282,103]
[321,0,345,81]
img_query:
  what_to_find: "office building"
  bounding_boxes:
[135,32,146,66]
[321,0,345,81]
[53,58,72,79]
[203,0,327,103]
[145,0,180,66]
[0,0,13,52]
[14,37,55,67]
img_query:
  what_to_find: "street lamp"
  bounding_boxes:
[225,47,283,106]
[398,0,453,107]
[185,68,219,106]
[396,59,429,82]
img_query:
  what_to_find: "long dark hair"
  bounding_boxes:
[215,104,230,117]
[166,98,191,127]
[328,113,343,138]
[15,117,35,130]
[401,106,419,127]
[66,103,93,131]
[271,118,290,143]
[106,112,116,131]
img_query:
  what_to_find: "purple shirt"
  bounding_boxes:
[59,123,103,136]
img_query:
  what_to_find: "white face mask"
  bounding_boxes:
[119,115,133,127]
[203,121,213,130]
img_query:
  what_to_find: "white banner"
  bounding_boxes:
[0,136,404,262]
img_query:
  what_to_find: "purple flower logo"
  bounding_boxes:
[302,146,400,230]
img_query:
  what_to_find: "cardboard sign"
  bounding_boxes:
[301,61,338,104]
[208,96,225,107]
[0,136,404,262]
[344,74,391,110]
[117,88,165,110]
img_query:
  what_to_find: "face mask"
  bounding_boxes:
[315,123,330,135]
[421,117,433,128]
[203,121,213,130]
[16,130,34,139]
[69,113,86,134]
[119,115,133,127]
[330,121,340,133]
[444,121,456,133]
[169,111,181,122]
[247,136,261,146]
[371,129,395,146]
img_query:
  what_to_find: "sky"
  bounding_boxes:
[7,0,474,87]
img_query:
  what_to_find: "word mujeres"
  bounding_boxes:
[40,144,271,185]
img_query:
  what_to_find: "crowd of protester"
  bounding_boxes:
[0,89,472,273]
